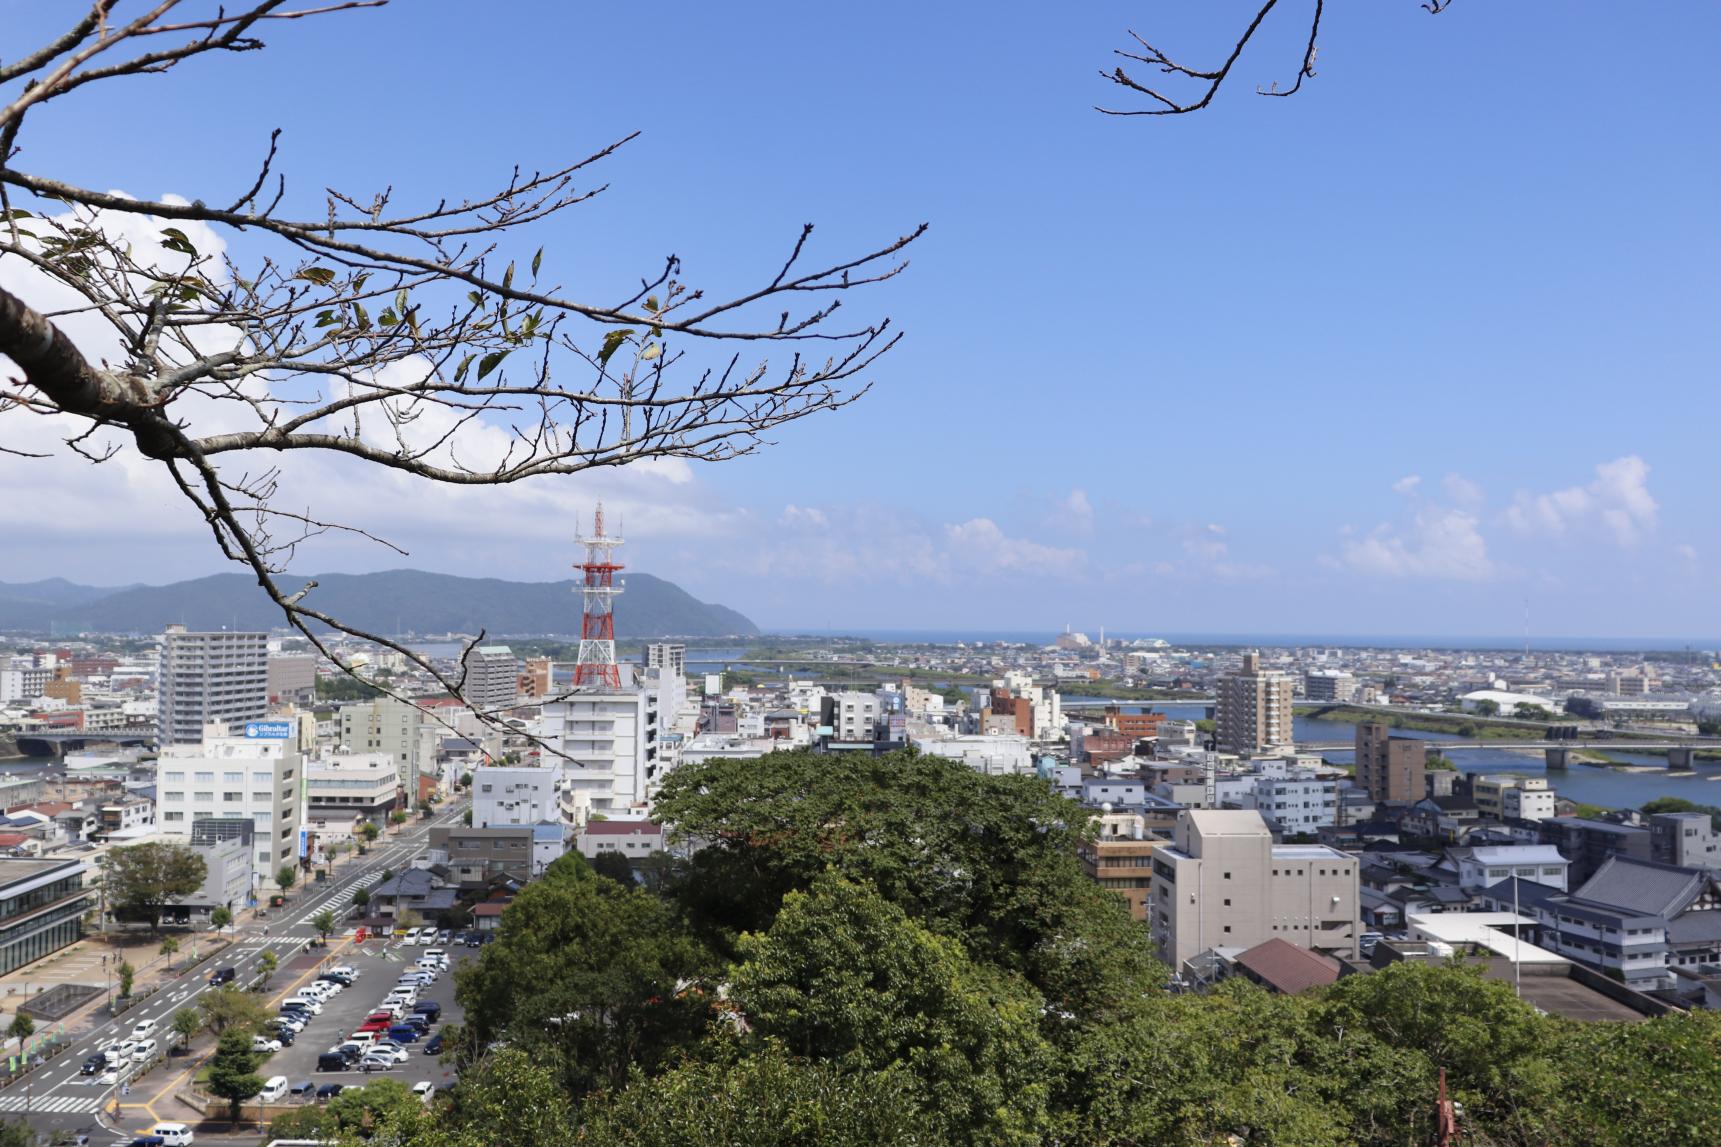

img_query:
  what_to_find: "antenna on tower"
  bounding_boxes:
[573,502,625,689]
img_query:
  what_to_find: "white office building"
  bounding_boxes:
[156,628,269,746]
[1244,771,1339,836]
[471,766,560,827]
[155,721,303,884]
[338,696,433,806]
[541,670,663,822]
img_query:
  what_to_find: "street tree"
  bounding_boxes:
[158,936,180,970]
[200,985,272,1036]
[275,866,297,898]
[390,810,409,830]
[0,2,918,725]
[257,950,279,990]
[97,842,207,934]
[205,1030,265,1127]
[117,960,135,999]
[210,906,233,933]
[6,1014,33,1063]
[170,1007,202,1051]
[360,823,381,846]
[311,910,336,940]
[351,888,370,913]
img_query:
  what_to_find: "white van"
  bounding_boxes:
[280,996,322,1014]
[149,1123,194,1146]
[257,1075,289,1103]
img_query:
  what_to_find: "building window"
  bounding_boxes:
[223,791,242,802]
[164,771,185,782]
[163,811,184,822]
[1223,872,1232,880]
[164,791,184,801]
[1223,899,1231,907]
[224,771,243,783]
[194,792,213,802]
[195,771,214,783]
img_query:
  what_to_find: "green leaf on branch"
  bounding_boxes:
[477,350,510,380]
[598,328,635,368]
[295,266,336,286]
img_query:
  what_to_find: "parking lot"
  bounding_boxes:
[252,939,470,1099]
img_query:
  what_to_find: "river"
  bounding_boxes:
[1085,701,1721,811]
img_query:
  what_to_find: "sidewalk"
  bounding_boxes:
[0,845,375,1049]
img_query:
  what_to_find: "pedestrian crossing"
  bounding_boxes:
[0,1092,103,1112]
[289,870,385,927]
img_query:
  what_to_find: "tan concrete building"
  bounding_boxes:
[1078,830,1174,922]
[1150,809,1360,971]
[1213,652,1294,754]
[1355,722,1427,803]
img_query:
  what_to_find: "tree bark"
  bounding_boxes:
[0,283,181,458]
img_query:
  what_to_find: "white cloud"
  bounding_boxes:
[1443,473,1484,507]
[1392,475,1422,495]
[778,504,829,529]
[944,517,1086,576]
[1505,455,1658,547]
[1336,506,1494,581]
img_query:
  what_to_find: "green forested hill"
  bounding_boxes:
[0,569,756,637]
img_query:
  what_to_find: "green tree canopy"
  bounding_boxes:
[100,841,207,932]
[199,985,272,1036]
[730,873,1055,1145]
[206,1029,265,1124]
[455,854,716,1097]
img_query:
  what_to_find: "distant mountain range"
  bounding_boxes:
[0,570,757,638]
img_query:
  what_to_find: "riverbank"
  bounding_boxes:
[1293,704,1544,740]
[1057,681,1210,703]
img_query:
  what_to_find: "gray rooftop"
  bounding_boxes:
[1569,856,1708,918]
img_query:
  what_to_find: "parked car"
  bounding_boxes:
[316,1082,344,1099]
[413,1081,436,1102]
[326,965,359,980]
[280,996,322,1015]
[290,1079,316,1097]
[145,1123,193,1146]
[412,1001,442,1022]
[423,1032,443,1055]
[275,1029,295,1047]
[258,1076,289,1103]
[273,1016,306,1034]
[386,1025,419,1044]
[369,1043,409,1063]
[208,966,236,986]
[251,1036,282,1054]
[359,1056,395,1073]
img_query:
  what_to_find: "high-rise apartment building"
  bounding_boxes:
[156,722,303,882]
[541,674,660,821]
[1213,652,1293,755]
[460,645,520,712]
[156,627,268,746]
[1150,809,1360,971]
[1354,722,1427,803]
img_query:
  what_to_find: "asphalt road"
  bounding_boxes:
[0,800,468,1146]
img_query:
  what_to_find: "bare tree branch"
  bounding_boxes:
[1099,0,1453,116]
[0,0,921,743]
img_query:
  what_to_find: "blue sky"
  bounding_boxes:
[2,2,1717,638]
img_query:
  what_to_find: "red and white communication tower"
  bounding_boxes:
[573,503,625,688]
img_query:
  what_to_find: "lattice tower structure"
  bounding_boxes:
[573,503,625,687]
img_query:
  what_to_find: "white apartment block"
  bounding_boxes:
[306,752,399,832]
[833,692,880,741]
[156,722,303,882]
[0,664,51,704]
[472,766,559,827]
[1151,809,1361,971]
[541,679,660,821]
[156,628,268,746]
[1245,772,1338,836]
[1504,784,1557,822]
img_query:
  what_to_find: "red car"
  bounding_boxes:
[357,1020,390,1034]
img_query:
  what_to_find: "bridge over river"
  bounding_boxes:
[1298,740,1712,770]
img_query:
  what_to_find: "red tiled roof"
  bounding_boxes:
[582,820,662,836]
[1233,938,1341,995]
[472,901,509,916]
[0,833,31,847]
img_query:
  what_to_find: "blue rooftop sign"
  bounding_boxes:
[244,720,294,739]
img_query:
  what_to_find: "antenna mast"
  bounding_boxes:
[573,503,625,688]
